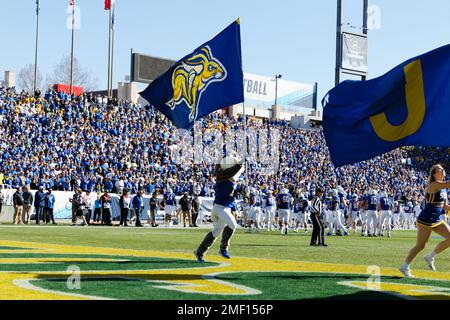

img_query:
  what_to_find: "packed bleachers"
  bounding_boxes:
[0,85,441,203]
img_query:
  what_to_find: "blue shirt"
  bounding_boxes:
[164,192,176,206]
[46,193,55,209]
[332,196,340,211]
[276,193,292,210]
[132,195,144,209]
[380,197,391,210]
[214,181,236,208]
[338,192,346,209]
[34,191,46,208]
[265,195,275,207]
[367,195,378,211]
[250,193,261,207]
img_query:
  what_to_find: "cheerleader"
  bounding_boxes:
[400,164,450,277]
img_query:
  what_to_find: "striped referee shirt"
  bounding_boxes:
[312,196,323,215]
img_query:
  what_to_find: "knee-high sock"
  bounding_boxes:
[197,232,216,255]
[220,226,235,250]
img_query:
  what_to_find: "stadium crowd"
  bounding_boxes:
[0,85,446,227]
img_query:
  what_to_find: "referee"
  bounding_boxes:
[310,186,327,247]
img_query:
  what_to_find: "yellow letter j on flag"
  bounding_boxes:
[370,59,426,142]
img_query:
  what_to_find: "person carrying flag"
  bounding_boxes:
[194,155,245,262]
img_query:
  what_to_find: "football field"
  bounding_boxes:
[0,224,450,300]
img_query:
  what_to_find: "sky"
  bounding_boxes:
[1,0,449,104]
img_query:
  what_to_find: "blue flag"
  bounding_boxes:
[139,20,244,130]
[323,44,450,167]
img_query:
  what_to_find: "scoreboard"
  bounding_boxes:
[131,53,176,84]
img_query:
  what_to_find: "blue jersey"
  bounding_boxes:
[350,200,359,212]
[265,195,276,207]
[164,192,176,206]
[338,193,346,210]
[367,195,378,211]
[332,196,340,211]
[250,194,262,207]
[324,197,332,209]
[380,197,391,210]
[214,181,236,208]
[276,193,292,210]
[418,189,447,227]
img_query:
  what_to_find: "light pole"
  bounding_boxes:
[274,74,282,105]
[34,0,40,95]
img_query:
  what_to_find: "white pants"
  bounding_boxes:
[299,212,307,224]
[360,211,367,225]
[211,204,237,238]
[331,210,347,234]
[326,210,333,228]
[378,210,392,234]
[393,213,400,226]
[409,213,416,226]
[265,207,275,223]
[367,210,378,235]
[248,207,261,222]
[350,211,359,222]
[165,205,176,216]
[278,209,291,223]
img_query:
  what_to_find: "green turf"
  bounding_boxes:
[0,252,217,271]
[0,225,444,271]
[30,272,450,300]
[1,225,450,300]
[0,246,35,250]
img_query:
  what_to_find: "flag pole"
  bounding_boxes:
[243,101,248,182]
[33,0,40,94]
[107,7,112,97]
[111,6,115,99]
[70,1,75,95]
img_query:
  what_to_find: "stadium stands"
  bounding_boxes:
[0,85,435,204]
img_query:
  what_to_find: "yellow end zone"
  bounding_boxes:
[1,240,450,300]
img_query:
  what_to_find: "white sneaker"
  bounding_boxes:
[424,255,437,271]
[399,265,414,278]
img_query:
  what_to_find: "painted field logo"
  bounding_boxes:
[1,240,450,300]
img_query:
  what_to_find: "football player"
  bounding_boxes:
[277,188,293,235]
[377,190,392,237]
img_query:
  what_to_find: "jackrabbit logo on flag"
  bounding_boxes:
[140,20,244,130]
[166,45,227,122]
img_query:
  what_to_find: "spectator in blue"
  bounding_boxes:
[44,189,56,224]
[93,194,102,223]
[34,186,46,225]
[12,174,21,189]
[104,178,113,193]
[132,189,144,227]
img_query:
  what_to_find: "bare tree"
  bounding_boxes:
[47,55,99,91]
[17,64,43,93]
